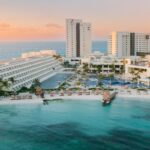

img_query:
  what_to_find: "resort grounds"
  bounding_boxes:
[1,68,150,105]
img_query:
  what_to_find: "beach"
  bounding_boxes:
[0,89,150,105]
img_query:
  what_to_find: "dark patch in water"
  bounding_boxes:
[132,114,150,121]
[0,122,150,150]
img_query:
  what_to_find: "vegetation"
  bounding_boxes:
[16,86,30,94]
[109,63,116,73]
[82,63,89,73]
[97,74,105,88]
[120,65,125,74]
[97,66,102,73]
[108,74,114,85]
[0,77,15,96]
[58,82,71,90]
[63,61,77,68]
[130,70,141,88]
[76,81,81,86]
[53,54,62,60]
[30,78,41,93]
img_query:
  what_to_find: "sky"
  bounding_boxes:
[0,0,150,41]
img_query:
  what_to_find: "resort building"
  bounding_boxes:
[81,51,123,74]
[125,55,150,86]
[108,32,150,58]
[0,50,62,91]
[66,19,92,58]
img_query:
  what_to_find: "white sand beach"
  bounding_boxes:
[0,90,150,105]
[0,99,43,105]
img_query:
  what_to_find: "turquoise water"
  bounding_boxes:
[0,41,107,60]
[0,98,150,150]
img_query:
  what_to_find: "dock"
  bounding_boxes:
[102,91,117,106]
[43,98,63,105]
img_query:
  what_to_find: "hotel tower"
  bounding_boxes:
[108,32,150,58]
[66,19,91,58]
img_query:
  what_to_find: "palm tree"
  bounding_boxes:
[108,74,114,85]
[0,77,15,90]
[53,55,61,60]
[9,77,15,84]
[130,70,141,88]
[97,66,102,73]
[82,63,89,73]
[64,61,70,68]
[33,78,41,87]
[0,78,15,96]
[30,78,41,94]
[97,74,104,88]
[110,63,115,74]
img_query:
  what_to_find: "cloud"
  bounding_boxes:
[0,23,64,41]
[0,23,11,28]
[45,23,62,29]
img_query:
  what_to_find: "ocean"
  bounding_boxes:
[0,99,150,150]
[0,41,107,61]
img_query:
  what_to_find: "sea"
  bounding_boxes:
[0,99,150,150]
[0,41,107,61]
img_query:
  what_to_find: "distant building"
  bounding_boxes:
[66,19,91,58]
[108,32,150,58]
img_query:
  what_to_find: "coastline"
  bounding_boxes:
[0,99,43,105]
[117,94,150,99]
[0,93,150,105]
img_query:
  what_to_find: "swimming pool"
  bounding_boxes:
[41,73,73,89]
[0,98,150,150]
[83,76,148,88]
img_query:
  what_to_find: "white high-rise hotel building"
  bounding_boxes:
[108,32,150,58]
[66,19,91,58]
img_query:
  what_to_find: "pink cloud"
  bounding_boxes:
[0,22,64,41]
[45,23,62,29]
[0,23,11,28]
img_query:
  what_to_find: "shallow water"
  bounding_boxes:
[0,98,150,150]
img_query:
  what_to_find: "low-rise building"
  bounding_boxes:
[81,52,123,74]
[125,55,150,86]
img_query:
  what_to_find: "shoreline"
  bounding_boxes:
[0,93,150,105]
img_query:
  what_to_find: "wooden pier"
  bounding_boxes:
[102,91,117,106]
[43,98,63,105]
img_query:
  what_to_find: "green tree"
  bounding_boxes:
[97,74,105,88]
[108,74,114,85]
[130,70,141,88]
[97,65,102,73]
[30,79,41,93]
[0,77,15,96]
[82,63,89,73]
[64,61,70,67]
[33,79,41,87]
[109,63,116,74]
